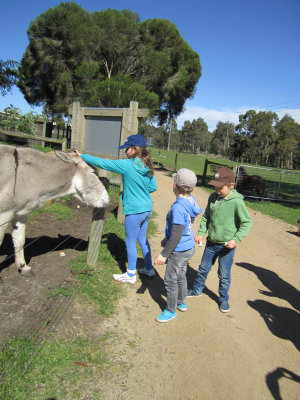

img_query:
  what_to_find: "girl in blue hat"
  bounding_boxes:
[75,134,157,283]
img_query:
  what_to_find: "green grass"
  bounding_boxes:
[46,287,74,298]
[245,199,300,226]
[29,202,76,221]
[151,148,234,176]
[107,182,121,203]
[29,144,53,153]
[0,141,53,153]
[0,336,110,400]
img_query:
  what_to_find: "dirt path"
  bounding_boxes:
[100,169,300,400]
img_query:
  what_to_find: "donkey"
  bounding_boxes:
[0,145,110,272]
[236,166,266,197]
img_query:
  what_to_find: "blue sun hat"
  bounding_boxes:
[118,134,147,149]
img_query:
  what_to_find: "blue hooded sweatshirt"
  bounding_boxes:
[81,154,157,215]
[165,195,202,252]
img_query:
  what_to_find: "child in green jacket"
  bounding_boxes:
[187,167,252,312]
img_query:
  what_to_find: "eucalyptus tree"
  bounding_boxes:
[179,117,210,153]
[191,117,210,153]
[18,3,201,123]
[235,110,278,165]
[275,114,300,168]
[210,121,234,156]
[180,120,193,152]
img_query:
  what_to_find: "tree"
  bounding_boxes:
[18,3,201,123]
[166,118,178,151]
[180,120,193,152]
[179,118,210,153]
[191,118,210,153]
[0,60,19,96]
[210,121,235,156]
[139,120,167,149]
[275,115,300,168]
[235,110,278,165]
[0,105,40,135]
[138,18,201,124]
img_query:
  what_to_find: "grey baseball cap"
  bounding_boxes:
[173,168,197,190]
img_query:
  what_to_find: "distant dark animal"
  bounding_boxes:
[0,145,110,272]
[236,166,266,197]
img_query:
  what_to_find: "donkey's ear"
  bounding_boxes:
[55,150,79,165]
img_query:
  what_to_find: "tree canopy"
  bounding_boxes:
[18,3,201,123]
[0,60,19,96]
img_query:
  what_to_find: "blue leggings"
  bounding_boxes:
[124,211,153,272]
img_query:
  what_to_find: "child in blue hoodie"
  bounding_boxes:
[154,168,202,323]
[75,134,157,284]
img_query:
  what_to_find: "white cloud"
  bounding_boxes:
[176,106,300,131]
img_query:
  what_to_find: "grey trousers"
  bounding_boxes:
[164,247,195,313]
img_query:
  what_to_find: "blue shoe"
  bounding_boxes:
[177,303,187,312]
[219,300,230,313]
[186,289,203,298]
[156,310,177,323]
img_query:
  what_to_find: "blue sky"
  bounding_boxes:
[1,0,300,131]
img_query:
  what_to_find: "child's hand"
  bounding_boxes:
[74,149,81,156]
[154,254,167,265]
[194,235,204,244]
[225,239,236,249]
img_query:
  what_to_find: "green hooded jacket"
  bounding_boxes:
[198,189,252,244]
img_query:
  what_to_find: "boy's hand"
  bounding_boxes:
[74,149,81,156]
[225,239,236,249]
[195,235,204,244]
[154,254,167,265]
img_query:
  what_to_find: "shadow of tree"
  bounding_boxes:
[248,299,300,351]
[266,367,300,400]
[236,262,300,312]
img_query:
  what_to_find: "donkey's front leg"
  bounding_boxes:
[12,216,31,272]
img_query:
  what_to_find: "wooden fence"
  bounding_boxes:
[0,128,67,150]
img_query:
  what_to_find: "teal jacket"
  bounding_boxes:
[81,154,157,215]
[198,189,252,244]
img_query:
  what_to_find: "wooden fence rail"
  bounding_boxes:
[0,129,67,150]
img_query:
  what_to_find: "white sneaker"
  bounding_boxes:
[113,272,136,284]
[138,268,155,277]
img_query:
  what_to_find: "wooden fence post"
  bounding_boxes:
[202,159,209,185]
[174,153,178,172]
[41,121,46,148]
[116,181,124,224]
[62,138,67,151]
[87,207,105,266]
